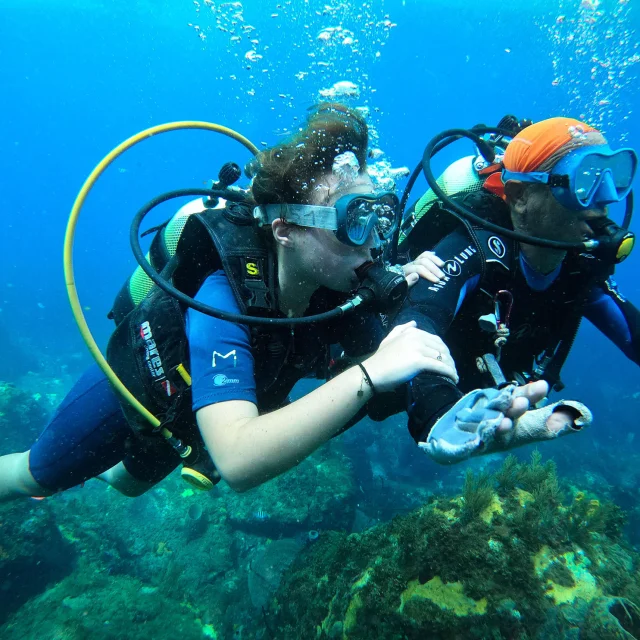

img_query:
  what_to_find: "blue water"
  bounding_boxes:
[2,0,638,408]
[1,0,640,634]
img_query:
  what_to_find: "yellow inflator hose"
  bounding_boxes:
[64,121,259,429]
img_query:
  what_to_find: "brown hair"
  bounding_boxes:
[250,103,368,206]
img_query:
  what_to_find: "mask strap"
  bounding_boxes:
[254,205,338,230]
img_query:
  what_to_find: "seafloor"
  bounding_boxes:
[1,375,640,639]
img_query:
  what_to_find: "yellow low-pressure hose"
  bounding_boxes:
[64,121,259,428]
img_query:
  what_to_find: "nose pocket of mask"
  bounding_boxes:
[589,170,622,206]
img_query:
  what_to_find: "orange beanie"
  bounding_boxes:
[503,117,598,172]
[483,117,599,198]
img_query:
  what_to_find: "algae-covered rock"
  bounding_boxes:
[583,597,640,639]
[0,500,78,625]
[248,452,640,639]
[0,380,51,452]
[1,568,207,640]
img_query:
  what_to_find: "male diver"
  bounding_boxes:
[395,116,639,464]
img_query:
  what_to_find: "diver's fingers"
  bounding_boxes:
[403,258,445,283]
[497,416,514,433]
[379,321,416,346]
[513,380,549,405]
[505,395,530,419]
[405,272,420,288]
[415,251,445,268]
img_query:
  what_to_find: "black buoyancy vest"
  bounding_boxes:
[105,202,283,437]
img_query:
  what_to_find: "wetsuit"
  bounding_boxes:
[394,191,640,444]
[29,272,384,492]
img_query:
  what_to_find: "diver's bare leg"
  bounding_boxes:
[0,451,54,502]
[97,462,154,497]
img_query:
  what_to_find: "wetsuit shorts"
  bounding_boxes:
[29,365,180,492]
[28,271,257,492]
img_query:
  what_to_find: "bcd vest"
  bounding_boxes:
[105,201,284,439]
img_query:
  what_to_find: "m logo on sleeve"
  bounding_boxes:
[212,350,237,368]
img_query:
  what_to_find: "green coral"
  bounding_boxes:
[460,469,494,524]
[250,453,640,639]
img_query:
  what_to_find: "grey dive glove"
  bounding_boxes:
[419,385,592,465]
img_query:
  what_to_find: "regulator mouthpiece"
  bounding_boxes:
[205,162,242,209]
[586,217,635,264]
[355,262,408,313]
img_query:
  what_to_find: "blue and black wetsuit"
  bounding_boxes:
[394,192,640,444]
[29,272,384,492]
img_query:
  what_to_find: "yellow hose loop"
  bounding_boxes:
[64,122,259,429]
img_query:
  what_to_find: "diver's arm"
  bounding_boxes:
[583,279,640,366]
[197,366,371,492]
[371,227,484,442]
[198,324,456,492]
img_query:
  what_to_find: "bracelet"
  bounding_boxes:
[357,363,377,397]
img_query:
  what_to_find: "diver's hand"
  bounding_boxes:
[362,321,458,393]
[420,381,592,465]
[403,251,445,287]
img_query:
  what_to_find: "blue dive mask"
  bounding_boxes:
[254,191,400,248]
[501,144,638,210]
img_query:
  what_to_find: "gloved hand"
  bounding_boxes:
[419,384,592,465]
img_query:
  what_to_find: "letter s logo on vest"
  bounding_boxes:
[244,258,261,279]
[488,236,506,259]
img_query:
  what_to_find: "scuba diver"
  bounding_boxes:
[392,116,640,464]
[0,103,459,502]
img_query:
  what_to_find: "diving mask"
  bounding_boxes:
[254,191,401,248]
[502,144,638,211]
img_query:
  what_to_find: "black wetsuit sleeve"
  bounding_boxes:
[584,279,640,366]
[339,310,386,358]
[370,227,485,443]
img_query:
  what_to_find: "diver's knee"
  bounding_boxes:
[0,451,56,500]
[105,463,154,497]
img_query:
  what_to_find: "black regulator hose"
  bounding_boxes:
[130,188,386,326]
[392,126,515,262]
[420,127,628,254]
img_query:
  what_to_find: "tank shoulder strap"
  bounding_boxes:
[175,202,278,316]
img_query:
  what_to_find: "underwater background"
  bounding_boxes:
[1,0,640,638]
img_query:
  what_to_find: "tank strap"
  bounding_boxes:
[188,205,278,316]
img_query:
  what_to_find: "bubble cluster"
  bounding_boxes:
[319,80,360,100]
[188,2,405,188]
[368,160,410,192]
[541,0,639,137]
[188,2,396,118]
[332,151,360,188]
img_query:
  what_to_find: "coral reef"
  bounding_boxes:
[224,440,357,536]
[0,381,52,453]
[0,500,78,625]
[1,371,639,640]
[251,452,640,639]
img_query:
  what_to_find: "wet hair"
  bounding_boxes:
[536,129,607,172]
[250,103,368,205]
